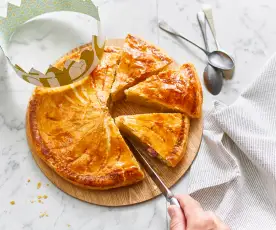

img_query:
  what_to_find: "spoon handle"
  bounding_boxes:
[197,11,209,52]
[158,20,209,56]
[202,4,221,50]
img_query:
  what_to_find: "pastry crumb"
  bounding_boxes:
[39,211,48,218]
[37,182,42,189]
[38,199,43,204]
[27,179,31,183]
[10,201,15,205]
[30,200,35,203]
[46,184,49,187]
[67,224,71,227]
[37,194,48,201]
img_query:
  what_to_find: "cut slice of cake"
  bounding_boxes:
[125,63,203,118]
[115,113,190,167]
[111,34,173,101]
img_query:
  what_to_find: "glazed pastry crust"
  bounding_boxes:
[55,44,122,106]
[91,46,121,106]
[125,63,203,118]
[111,34,173,101]
[115,113,190,167]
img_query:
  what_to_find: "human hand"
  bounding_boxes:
[168,195,230,230]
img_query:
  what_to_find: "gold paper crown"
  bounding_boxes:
[0,0,105,87]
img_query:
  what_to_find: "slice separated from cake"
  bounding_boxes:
[125,63,203,118]
[111,34,173,101]
[115,113,190,167]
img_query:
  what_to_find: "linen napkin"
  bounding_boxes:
[188,54,276,230]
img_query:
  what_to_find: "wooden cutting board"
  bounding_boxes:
[31,39,203,206]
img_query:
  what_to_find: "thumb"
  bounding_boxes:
[168,205,185,230]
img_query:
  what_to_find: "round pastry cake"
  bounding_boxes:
[26,35,203,203]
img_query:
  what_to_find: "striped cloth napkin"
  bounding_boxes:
[188,55,276,229]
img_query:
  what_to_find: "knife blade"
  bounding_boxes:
[124,136,181,208]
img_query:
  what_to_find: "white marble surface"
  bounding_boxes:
[1,0,276,229]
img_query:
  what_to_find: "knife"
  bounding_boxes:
[124,136,181,208]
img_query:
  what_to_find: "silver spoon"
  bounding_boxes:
[202,5,235,79]
[158,20,235,71]
[197,11,223,95]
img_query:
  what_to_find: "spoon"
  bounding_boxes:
[202,5,235,79]
[158,20,235,71]
[197,11,223,95]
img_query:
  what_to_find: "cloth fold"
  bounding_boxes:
[188,54,276,229]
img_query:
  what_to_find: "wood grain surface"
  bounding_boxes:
[30,39,203,207]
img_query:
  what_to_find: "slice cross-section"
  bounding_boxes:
[115,113,190,167]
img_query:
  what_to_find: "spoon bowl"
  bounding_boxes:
[208,51,235,71]
[204,65,223,95]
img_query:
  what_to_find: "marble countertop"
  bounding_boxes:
[1,0,276,229]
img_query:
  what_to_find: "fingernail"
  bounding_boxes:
[168,206,176,218]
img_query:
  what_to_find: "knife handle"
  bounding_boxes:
[168,196,181,208]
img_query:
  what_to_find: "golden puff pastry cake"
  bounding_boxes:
[125,63,203,118]
[115,113,190,167]
[26,54,144,190]
[111,34,173,101]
